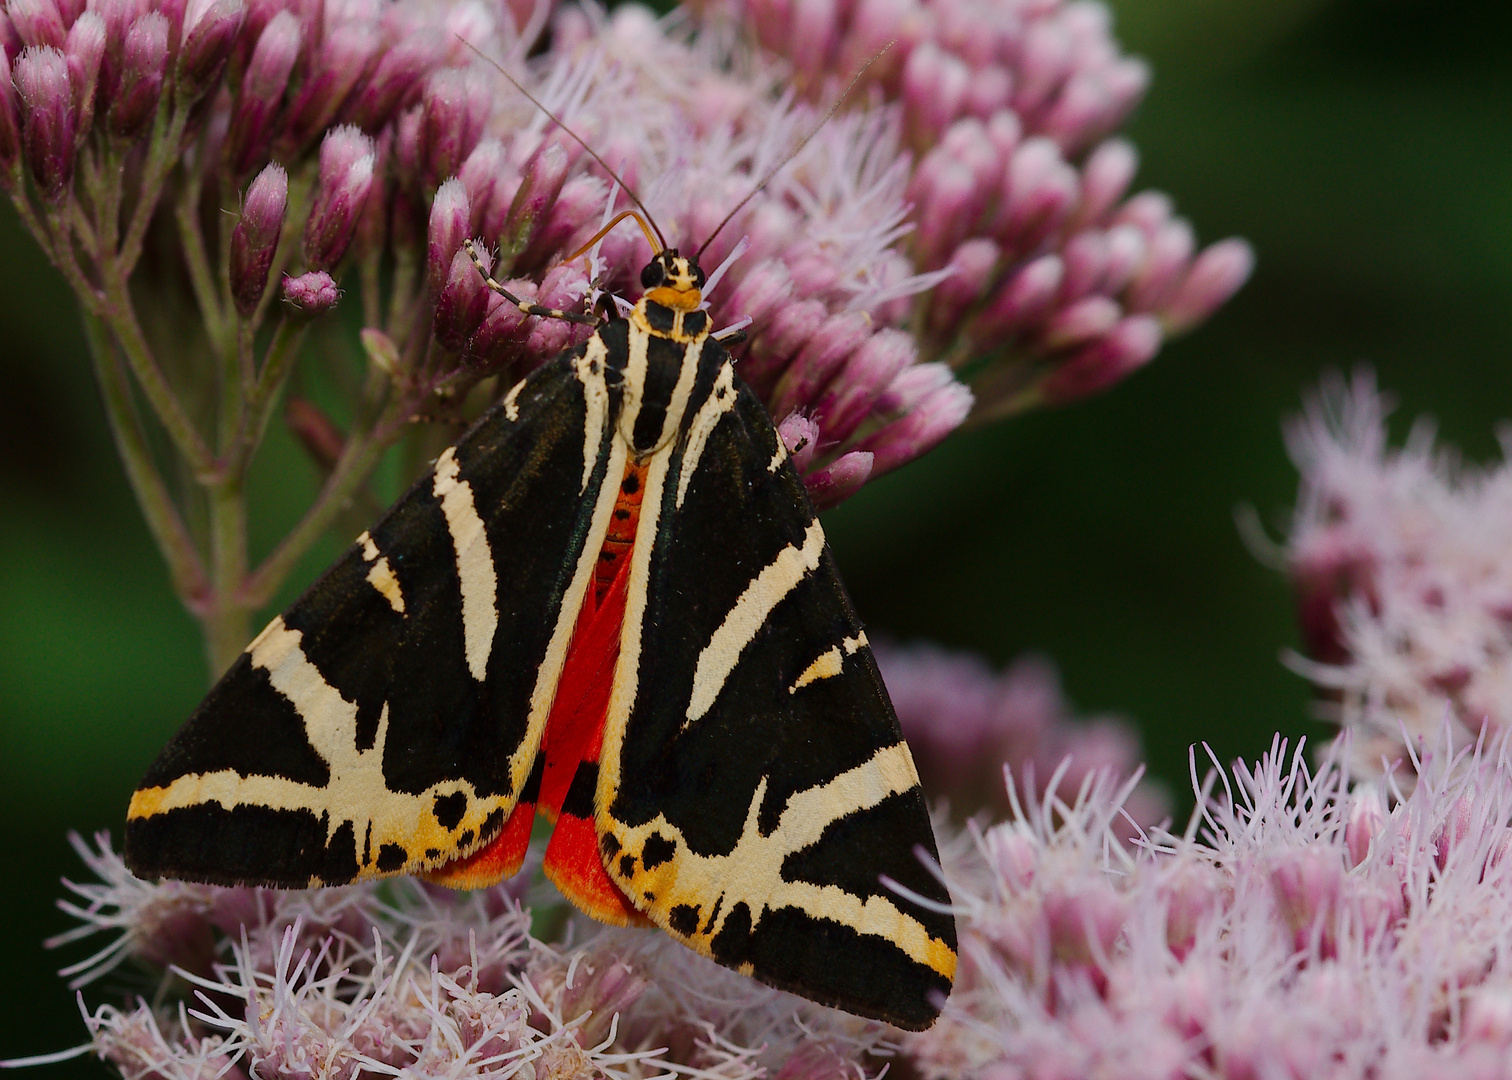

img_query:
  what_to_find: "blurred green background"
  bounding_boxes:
[4,0,1512,1064]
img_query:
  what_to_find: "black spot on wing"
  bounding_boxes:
[641,832,676,869]
[619,854,637,877]
[481,806,505,840]
[601,833,622,858]
[668,903,700,936]
[376,843,408,872]
[458,829,474,847]
[710,901,753,966]
[433,791,467,830]
[124,804,359,887]
[138,654,331,790]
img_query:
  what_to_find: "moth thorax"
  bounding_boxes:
[640,251,704,312]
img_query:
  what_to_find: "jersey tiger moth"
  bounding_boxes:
[124,129,958,1030]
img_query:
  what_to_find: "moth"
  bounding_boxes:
[125,85,957,1027]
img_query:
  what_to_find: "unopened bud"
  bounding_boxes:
[497,140,567,267]
[303,124,375,270]
[281,270,340,317]
[276,21,378,157]
[14,45,77,199]
[803,450,873,511]
[107,11,166,139]
[427,177,470,296]
[419,66,489,191]
[1161,238,1254,334]
[223,8,298,176]
[1037,313,1161,405]
[777,412,820,473]
[176,0,243,103]
[63,13,104,133]
[342,30,444,131]
[434,242,490,351]
[8,0,66,49]
[0,46,25,175]
[817,329,917,445]
[229,162,287,317]
[285,395,345,469]
[858,362,973,476]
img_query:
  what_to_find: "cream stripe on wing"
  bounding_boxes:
[575,337,611,491]
[356,530,404,614]
[684,518,827,726]
[675,355,734,508]
[433,447,496,682]
[789,632,868,693]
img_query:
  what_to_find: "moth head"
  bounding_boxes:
[640,250,704,311]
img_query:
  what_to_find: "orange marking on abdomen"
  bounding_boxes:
[594,458,648,602]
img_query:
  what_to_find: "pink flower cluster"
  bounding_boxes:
[1281,371,1512,776]
[874,639,1167,828]
[907,733,1512,1080]
[725,0,1254,417]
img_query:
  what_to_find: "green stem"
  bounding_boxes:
[204,475,249,676]
[118,98,190,274]
[81,310,211,612]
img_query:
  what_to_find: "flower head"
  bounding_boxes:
[1280,371,1512,776]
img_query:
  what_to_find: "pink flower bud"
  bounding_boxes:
[803,450,873,511]
[1038,295,1121,352]
[965,63,1012,120]
[1037,313,1161,405]
[418,66,490,190]
[1012,19,1073,121]
[434,242,490,352]
[1126,217,1195,312]
[1072,138,1138,230]
[466,286,529,373]
[458,136,506,233]
[497,139,567,268]
[343,30,444,131]
[275,21,378,156]
[1269,848,1343,948]
[1345,785,1387,868]
[818,328,917,445]
[777,412,820,473]
[1113,189,1174,239]
[175,0,242,102]
[427,176,470,296]
[972,252,1063,340]
[744,296,825,398]
[0,45,21,174]
[902,41,968,146]
[229,161,287,317]
[928,237,999,334]
[993,136,1078,255]
[1043,880,1127,965]
[519,172,603,273]
[281,269,339,317]
[223,9,298,176]
[8,0,66,49]
[770,310,871,421]
[14,45,77,199]
[910,155,981,272]
[1161,237,1254,334]
[523,262,590,358]
[1101,222,1147,294]
[303,125,375,270]
[92,0,144,101]
[63,12,103,131]
[719,259,793,337]
[107,11,165,139]
[859,362,972,476]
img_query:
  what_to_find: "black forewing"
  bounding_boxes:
[602,366,957,1030]
[125,350,616,887]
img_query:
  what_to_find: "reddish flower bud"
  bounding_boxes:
[418,65,489,191]
[458,136,506,233]
[1161,237,1253,335]
[1037,313,1161,405]
[992,136,1078,256]
[281,269,339,317]
[1125,216,1195,312]
[497,139,567,268]
[777,412,821,473]
[816,328,917,445]
[14,45,77,199]
[229,161,287,317]
[804,450,873,511]
[275,21,379,156]
[63,12,103,133]
[176,0,243,103]
[466,287,528,373]
[303,125,375,270]
[523,261,590,358]
[8,0,66,49]
[971,252,1063,340]
[91,0,143,101]
[222,8,298,176]
[0,46,20,175]
[1038,295,1121,352]
[427,176,470,296]
[928,237,999,334]
[859,362,972,475]
[342,30,444,132]
[434,242,489,352]
[107,11,166,139]
[770,310,871,422]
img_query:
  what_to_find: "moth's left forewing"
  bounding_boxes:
[595,353,957,1031]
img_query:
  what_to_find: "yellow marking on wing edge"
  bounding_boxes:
[575,337,611,491]
[434,447,497,682]
[600,743,952,980]
[675,355,733,509]
[685,519,827,726]
[789,632,868,694]
[355,530,405,613]
[767,438,787,473]
[502,376,528,422]
[127,617,508,882]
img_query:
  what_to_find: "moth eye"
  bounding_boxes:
[640,261,663,288]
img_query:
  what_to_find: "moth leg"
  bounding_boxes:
[465,239,601,327]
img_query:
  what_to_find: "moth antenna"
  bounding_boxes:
[694,43,893,263]
[567,209,665,262]
[461,39,669,251]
